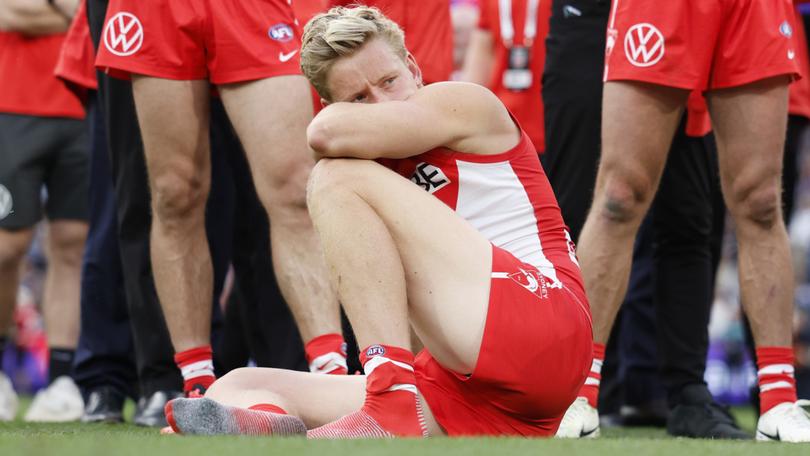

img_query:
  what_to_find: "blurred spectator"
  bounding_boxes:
[462,0,550,152]
[0,0,87,422]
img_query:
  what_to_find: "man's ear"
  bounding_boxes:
[407,53,424,87]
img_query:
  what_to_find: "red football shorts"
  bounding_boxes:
[96,0,302,84]
[603,0,801,90]
[415,245,593,436]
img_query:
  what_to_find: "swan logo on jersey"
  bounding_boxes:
[411,163,450,194]
[624,23,665,67]
[269,23,295,42]
[509,268,549,299]
[0,185,12,220]
[780,21,793,38]
[366,345,386,357]
[103,12,144,57]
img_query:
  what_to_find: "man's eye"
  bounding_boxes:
[353,94,366,102]
[384,78,395,86]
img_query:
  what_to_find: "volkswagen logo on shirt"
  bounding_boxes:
[103,12,144,57]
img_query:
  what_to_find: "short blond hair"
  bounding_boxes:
[301,6,407,101]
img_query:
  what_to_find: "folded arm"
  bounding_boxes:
[307,82,517,160]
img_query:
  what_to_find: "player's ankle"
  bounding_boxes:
[360,344,426,437]
[756,346,798,414]
[305,333,348,375]
[581,343,605,408]
[174,345,216,396]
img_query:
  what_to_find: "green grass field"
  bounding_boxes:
[0,401,807,456]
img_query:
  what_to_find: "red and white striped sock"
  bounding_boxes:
[757,346,798,414]
[174,345,216,396]
[305,333,348,375]
[308,344,426,438]
[579,343,604,408]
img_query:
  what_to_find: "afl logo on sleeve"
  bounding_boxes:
[103,12,144,57]
[624,23,665,67]
[0,185,12,220]
[268,23,295,42]
[410,163,450,194]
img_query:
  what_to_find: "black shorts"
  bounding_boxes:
[0,113,89,229]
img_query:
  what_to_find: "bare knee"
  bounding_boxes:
[0,230,31,272]
[254,155,315,223]
[306,158,361,214]
[594,173,654,225]
[725,177,782,230]
[150,168,209,228]
[47,223,87,270]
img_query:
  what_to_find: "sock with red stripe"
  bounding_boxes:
[305,333,348,375]
[308,344,427,438]
[164,397,306,436]
[757,346,798,414]
[580,343,604,408]
[174,345,216,396]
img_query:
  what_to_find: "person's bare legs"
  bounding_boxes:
[578,82,689,345]
[131,77,213,353]
[707,76,792,348]
[219,76,341,343]
[307,158,493,374]
[42,220,87,350]
[0,228,35,339]
[167,367,445,435]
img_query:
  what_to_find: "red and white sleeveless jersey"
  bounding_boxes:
[382,128,585,295]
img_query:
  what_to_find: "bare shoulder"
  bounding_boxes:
[414,82,519,155]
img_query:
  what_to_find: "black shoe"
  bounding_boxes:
[620,399,669,427]
[667,384,751,439]
[133,391,183,427]
[81,386,125,424]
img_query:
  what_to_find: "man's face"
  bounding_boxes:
[325,38,421,104]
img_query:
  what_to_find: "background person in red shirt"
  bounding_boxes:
[0,0,87,423]
[462,0,551,153]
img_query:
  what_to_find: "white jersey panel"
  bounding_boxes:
[455,160,560,285]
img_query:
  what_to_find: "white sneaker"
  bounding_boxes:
[556,396,600,438]
[756,400,810,443]
[0,372,19,421]
[24,376,84,422]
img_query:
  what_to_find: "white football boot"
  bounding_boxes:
[24,376,84,422]
[756,400,810,443]
[0,372,19,421]
[556,397,600,438]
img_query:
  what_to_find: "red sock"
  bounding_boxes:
[757,346,798,414]
[308,344,426,438]
[249,404,288,415]
[305,333,348,375]
[174,345,216,396]
[579,343,604,408]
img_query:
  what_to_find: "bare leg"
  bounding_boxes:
[219,76,340,343]
[707,77,792,347]
[307,158,493,374]
[131,77,213,352]
[42,220,87,349]
[0,228,34,338]
[578,82,689,344]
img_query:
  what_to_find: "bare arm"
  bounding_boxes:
[307,82,519,160]
[0,0,79,35]
[460,28,496,86]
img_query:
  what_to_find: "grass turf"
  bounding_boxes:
[1,402,808,456]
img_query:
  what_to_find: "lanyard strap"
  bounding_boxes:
[498,0,541,47]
